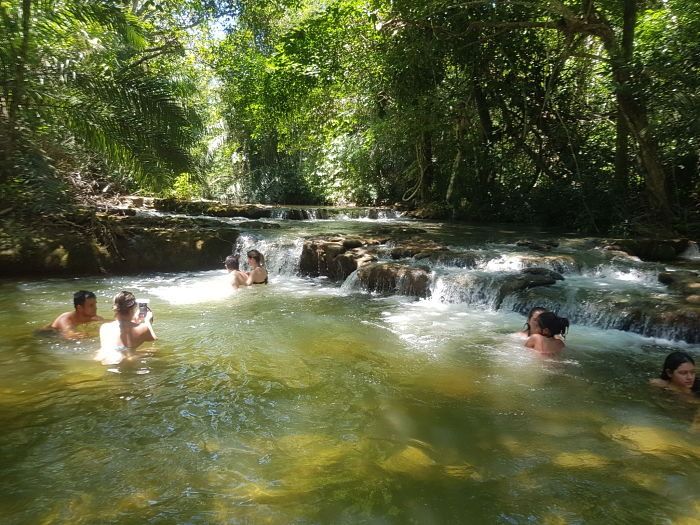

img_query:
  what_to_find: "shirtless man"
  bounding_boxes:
[48,290,104,339]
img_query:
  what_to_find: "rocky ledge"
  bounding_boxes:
[0,209,238,276]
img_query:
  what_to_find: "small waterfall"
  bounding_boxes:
[340,270,362,292]
[234,234,304,276]
[680,240,699,260]
[429,271,504,308]
[270,209,288,219]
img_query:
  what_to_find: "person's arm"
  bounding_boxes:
[245,267,266,285]
[131,310,157,349]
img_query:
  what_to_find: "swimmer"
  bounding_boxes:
[224,254,241,288]
[650,351,699,396]
[229,249,268,288]
[96,291,156,364]
[42,290,104,339]
[524,311,569,355]
[518,306,548,338]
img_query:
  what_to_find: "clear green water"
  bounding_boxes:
[1,224,700,524]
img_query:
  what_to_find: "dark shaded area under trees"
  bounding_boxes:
[1,0,698,236]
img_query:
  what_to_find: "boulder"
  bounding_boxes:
[494,270,561,308]
[299,237,377,280]
[603,238,691,262]
[357,263,430,297]
[389,240,447,260]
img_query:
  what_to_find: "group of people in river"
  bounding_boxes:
[42,249,268,363]
[42,252,699,398]
[517,306,699,397]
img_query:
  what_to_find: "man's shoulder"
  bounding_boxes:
[51,311,75,329]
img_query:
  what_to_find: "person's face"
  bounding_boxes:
[78,297,97,317]
[248,256,255,267]
[529,317,543,335]
[668,362,696,391]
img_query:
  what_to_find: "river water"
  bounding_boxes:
[1,212,699,524]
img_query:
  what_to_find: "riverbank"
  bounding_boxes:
[0,207,239,275]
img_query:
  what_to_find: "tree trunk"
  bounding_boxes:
[419,130,434,203]
[614,0,636,192]
[446,103,467,205]
[9,0,31,124]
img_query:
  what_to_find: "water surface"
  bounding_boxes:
[1,217,699,524]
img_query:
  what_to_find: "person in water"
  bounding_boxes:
[229,249,268,288]
[44,290,104,339]
[650,351,699,396]
[96,291,156,364]
[524,311,569,355]
[518,306,548,338]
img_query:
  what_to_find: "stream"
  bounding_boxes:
[1,211,698,524]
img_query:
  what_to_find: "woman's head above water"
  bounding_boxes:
[112,291,137,316]
[524,306,548,336]
[247,249,265,267]
[659,351,697,393]
[224,254,240,271]
[532,311,569,338]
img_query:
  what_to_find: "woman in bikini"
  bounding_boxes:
[229,249,268,289]
[96,291,157,364]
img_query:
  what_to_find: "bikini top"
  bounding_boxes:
[252,276,268,285]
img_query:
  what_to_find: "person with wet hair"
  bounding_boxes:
[96,291,156,364]
[524,311,569,355]
[224,254,240,272]
[44,290,104,339]
[229,249,268,289]
[650,351,699,396]
[518,306,548,338]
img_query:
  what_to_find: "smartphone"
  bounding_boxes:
[137,299,149,320]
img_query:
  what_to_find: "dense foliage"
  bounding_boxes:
[1,0,698,233]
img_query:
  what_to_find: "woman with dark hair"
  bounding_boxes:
[524,311,569,355]
[650,351,699,396]
[518,306,548,338]
[229,249,268,289]
[96,291,156,364]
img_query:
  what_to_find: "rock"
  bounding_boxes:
[604,238,691,262]
[357,262,430,297]
[298,237,377,280]
[658,270,698,286]
[516,239,559,251]
[522,267,565,281]
[493,270,560,308]
[417,250,480,268]
[389,240,447,260]
[0,213,239,276]
[520,255,580,274]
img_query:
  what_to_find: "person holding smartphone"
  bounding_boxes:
[96,291,156,364]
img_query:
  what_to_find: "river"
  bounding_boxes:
[1,211,698,523]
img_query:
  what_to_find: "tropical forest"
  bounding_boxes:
[1,1,699,523]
